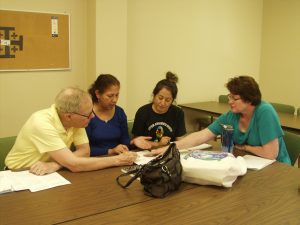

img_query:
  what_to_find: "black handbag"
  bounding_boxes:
[116,143,182,198]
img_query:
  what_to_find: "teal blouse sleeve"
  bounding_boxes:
[253,102,284,145]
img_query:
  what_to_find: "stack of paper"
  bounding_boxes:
[0,170,71,194]
[243,155,276,170]
[0,171,14,194]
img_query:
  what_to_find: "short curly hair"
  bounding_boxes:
[226,76,261,106]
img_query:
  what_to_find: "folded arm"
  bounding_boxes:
[30,143,136,175]
[29,143,90,175]
[235,138,279,160]
[47,148,136,172]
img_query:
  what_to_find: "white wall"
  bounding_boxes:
[126,0,263,119]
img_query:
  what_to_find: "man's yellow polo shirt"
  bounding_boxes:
[5,104,88,169]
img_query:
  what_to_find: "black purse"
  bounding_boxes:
[116,143,182,198]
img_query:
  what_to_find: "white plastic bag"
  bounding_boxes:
[181,150,247,188]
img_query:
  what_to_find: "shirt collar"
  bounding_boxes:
[50,104,69,134]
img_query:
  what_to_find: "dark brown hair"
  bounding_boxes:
[152,71,179,101]
[226,75,261,106]
[88,74,120,103]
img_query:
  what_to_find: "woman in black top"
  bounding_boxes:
[132,71,186,148]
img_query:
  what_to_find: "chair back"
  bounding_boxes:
[218,95,228,103]
[198,94,228,130]
[283,131,300,167]
[270,102,295,114]
[0,136,16,170]
[127,120,134,139]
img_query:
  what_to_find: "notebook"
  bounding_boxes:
[243,155,276,170]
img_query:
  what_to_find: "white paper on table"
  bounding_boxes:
[0,170,14,194]
[1,170,71,192]
[28,172,71,192]
[243,155,276,170]
[134,150,156,165]
[8,171,29,191]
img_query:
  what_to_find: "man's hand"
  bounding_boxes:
[132,136,152,149]
[114,152,137,166]
[108,144,129,155]
[30,161,61,176]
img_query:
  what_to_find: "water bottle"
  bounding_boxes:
[220,124,234,153]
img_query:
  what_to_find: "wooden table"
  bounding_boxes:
[278,112,300,132]
[0,167,195,225]
[180,101,300,132]
[1,148,300,225]
[61,163,300,225]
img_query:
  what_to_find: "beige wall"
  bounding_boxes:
[86,0,97,90]
[0,0,88,137]
[95,0,128,109]
[126,0,262,119]
[260,0,300,112]
[3,0,298,137]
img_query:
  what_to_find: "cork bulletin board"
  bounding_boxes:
[0,10,70,71]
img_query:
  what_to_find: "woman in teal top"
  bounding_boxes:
[151,76,291,165]
[208,101,290,164]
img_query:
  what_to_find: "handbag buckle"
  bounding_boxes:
[161,165,171,177]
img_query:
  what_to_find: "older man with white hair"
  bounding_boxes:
[5,87,136,175]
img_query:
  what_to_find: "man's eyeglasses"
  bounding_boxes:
[227,94,241,101]
[71,110,94,119]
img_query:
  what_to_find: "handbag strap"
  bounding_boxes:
[151,142,175,163]
[116,166,143,188]
[116,143,178,188]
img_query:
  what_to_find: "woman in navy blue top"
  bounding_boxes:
[86,74,151,156]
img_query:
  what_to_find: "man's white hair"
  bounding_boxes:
[55,87,90,113]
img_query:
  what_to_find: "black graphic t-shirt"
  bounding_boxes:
[132,103,186,142]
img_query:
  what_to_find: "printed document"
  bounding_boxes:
[0,170,70,194]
